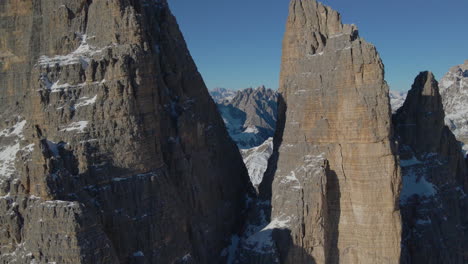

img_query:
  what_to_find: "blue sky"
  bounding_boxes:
[170,0,468,91]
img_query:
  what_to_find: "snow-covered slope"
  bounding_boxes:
[241,138,273,190]
[210,87,237,103]
[439,60,468,155]
[389,90,407,113]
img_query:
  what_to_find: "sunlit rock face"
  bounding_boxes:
[394,72,468,264]
[0,1,253,263]
[235,0,402,263]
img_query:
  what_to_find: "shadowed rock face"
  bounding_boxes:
[0,1,253,263]
[394,73,446,155]
[394,72,468,264]
[255,0,402,263]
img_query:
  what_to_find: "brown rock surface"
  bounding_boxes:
[250,0,402,263]
[0,0,252,263]
[394,72,468,263]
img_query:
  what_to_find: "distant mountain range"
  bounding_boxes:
[210,86,278,149]
[390,90,407,113]
[210,88,238,104]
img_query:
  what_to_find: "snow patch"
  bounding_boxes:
[75,95,97,109]
[243,216,291,254]
[241,138,273,188]
[40,78,104,93]
[0,120,27,179]
[182,254,191,260]
[60,121,89,133]
[42,200,78,208]
[0,142,20,178]
[0,120,27,139]
[308,51,324,57]
[38,35,108,69]
[244,126,260,134]
[400,161,437,203]
[462,144,468,157]
[440,79,454,90]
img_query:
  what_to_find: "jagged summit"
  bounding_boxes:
[395,71,468,263]
[210,87,237,103]
[394,71,446,155]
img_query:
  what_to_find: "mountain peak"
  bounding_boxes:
[395,71,445,155]
[413,71,439,97]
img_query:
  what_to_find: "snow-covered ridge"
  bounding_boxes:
[210,88,237,104]
[241,138,273,189]
[439,61,468,149]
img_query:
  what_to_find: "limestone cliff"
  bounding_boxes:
[0,0,253,263]
[394,72,468,263]
[248,0,402,263]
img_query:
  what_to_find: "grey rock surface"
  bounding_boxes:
[0,1,253,263]
[213,86,278,149]
[439,60,468,155]
[394,71,468,264]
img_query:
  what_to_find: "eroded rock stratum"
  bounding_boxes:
[247,0,402,263]
[0,1,253,263]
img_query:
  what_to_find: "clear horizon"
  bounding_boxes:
[170,0,468,92]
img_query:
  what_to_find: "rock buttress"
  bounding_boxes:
[0,0,253,263]
[258,0,402,263]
